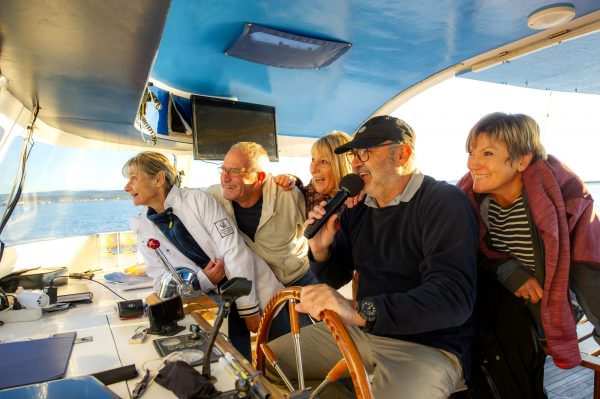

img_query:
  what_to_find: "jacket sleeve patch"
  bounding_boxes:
[214,218,234,237]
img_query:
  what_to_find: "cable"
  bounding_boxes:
[141,356,165,373]
[0,104,38,240]
[136,114,158,145]
[5,293,21,310]
[70,277,127,301]
[136,350,191,398]
[148,89,162,110]
[135,325,147,333]
[136,86,159,146]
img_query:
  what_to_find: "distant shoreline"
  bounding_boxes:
[2,182,600,205]
[0,190,130,205]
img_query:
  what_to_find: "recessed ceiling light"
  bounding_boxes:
[528,3,576,30]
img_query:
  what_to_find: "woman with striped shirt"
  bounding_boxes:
[457,112,600,397]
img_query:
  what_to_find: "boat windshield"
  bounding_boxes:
[0,138,139,247]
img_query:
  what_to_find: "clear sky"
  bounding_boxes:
[0,136,138,194]
[392,77,600,182]
[1,77,599,194]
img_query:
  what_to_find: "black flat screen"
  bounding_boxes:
[191,95,278,161]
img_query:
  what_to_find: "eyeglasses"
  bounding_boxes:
[345,141,402,163]
[218,166,253,176]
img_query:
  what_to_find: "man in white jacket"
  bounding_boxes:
[124,151,282,359]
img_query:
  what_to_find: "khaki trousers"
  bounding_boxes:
[267,323,463,399]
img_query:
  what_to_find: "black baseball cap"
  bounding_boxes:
[334,115,415,154]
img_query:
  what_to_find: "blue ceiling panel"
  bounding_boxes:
[150,0,600,138]
[2,0,600,146]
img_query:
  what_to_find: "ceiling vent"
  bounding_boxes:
[225,23,351,69]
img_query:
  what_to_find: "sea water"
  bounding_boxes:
[1,199,139,245]
[1,182,599,246]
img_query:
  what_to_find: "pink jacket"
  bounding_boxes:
[457,155,600,368]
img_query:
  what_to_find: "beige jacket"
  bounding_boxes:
[207,175,309,285]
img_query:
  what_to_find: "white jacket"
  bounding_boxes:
[131,185,283,317]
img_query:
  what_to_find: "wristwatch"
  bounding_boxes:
[357,297,377,332]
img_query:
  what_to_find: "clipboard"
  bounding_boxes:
[0,331,77,389]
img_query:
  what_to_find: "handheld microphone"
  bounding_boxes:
[304,173,364,239]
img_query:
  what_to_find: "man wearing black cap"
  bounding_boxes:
[268,116,478,398]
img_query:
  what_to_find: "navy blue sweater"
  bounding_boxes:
[311,176,478,373]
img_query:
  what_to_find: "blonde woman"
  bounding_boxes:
[276,131,353,214]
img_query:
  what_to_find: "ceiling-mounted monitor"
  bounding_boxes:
[191,95,278,161]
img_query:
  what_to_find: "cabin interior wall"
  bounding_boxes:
[0,235,98,278]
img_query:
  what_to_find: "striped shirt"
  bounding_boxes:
[488,196,536,272]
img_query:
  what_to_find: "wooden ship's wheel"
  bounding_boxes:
[253,287,373,399]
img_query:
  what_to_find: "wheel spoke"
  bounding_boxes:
[260,343,295,392]
[289,299,305,389]
[254,287,373,399]
[309,358,347,399]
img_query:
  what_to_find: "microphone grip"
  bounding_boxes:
[304,190,349,239]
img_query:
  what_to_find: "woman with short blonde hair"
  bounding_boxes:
[465,112,547,163]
